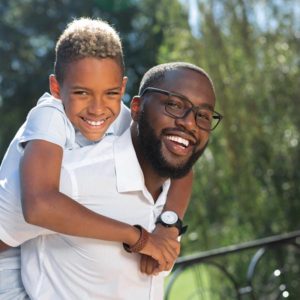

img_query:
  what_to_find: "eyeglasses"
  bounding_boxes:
[140,87,223,131]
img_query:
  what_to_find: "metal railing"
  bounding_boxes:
[165,230,300,300]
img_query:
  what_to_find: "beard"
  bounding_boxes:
[137,109,207,179]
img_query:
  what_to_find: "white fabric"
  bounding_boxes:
[0,93,74,249]
[21,128,171,300]
[0,93,130,259]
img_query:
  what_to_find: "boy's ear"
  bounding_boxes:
[49,74,60,99]
[121,76,128,96]
[130,96,142,121]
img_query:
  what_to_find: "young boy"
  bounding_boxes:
[0,18,192,298]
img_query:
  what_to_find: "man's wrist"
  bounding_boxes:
[156,211,188,236]
[155,223,180,237]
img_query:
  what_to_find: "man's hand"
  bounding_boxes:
[139,225,180,275]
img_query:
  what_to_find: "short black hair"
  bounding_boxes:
[138,62,215,96]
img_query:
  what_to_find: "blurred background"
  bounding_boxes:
[1,0,299,298]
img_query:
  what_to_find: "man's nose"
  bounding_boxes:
[174,109,197,132]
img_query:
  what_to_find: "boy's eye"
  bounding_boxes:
[74,90,88,96]
[107,91,120,96]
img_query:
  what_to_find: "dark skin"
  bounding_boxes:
[1,59,196,275]
[131,68,215,273]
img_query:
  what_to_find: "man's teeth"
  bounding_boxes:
[167,136,189,147]
[85,119,105,126]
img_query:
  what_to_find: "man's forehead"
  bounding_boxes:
[149,68,215,107]
[156,69,215,103]
[159,68,211,88]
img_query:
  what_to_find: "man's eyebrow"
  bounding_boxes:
[170,91,215,111]
[197,103,215,111]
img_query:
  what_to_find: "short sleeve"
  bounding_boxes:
[18,96,76,150]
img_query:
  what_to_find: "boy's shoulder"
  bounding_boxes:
[34,92,64,112]
[20,93,76,150]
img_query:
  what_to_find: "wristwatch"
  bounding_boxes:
[156,211,188,236]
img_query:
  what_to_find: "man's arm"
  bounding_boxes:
[164,170,193,219]
[140,170,193,274]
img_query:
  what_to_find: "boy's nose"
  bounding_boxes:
[88,97,105,114]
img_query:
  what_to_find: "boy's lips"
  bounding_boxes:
[81,116,110,127]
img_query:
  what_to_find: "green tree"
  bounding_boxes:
[158,0,300,254]
[0,0,169,158]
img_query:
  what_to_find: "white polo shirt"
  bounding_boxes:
[21,128,171,300]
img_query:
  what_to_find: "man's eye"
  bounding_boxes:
[197,111,212,121]
[166,100,183,111]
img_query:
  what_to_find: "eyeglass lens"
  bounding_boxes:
[165,94,219,130]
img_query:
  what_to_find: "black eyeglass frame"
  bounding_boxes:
[140,87,223,131]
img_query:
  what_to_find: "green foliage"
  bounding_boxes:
[0,0,162,157]
[156,0,300,255]
[1,0,299,288]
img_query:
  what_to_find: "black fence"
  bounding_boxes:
[165,230,300,300]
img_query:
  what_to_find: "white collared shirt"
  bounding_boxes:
[21,129,170,300]
[0,92,130,274]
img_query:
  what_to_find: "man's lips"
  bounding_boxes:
[163,128,197,146]
[166,135,190,148]
[162,130,198,156]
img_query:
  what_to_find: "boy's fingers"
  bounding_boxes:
[140,255,156,274]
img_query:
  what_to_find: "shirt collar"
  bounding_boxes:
[114,128,171,205]
[114,128,145,193]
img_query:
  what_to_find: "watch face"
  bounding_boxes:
[161,211,178,225]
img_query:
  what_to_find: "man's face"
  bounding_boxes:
[137,69,215,178]
[52,57,127,141]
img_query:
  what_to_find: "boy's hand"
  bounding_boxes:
[139,225,180,275]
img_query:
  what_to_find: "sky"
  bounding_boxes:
[182,0,300,37]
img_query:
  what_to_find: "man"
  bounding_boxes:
[21,62,222,299]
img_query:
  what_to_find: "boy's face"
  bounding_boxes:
[50,57,127,141]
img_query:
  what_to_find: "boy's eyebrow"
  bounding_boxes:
[70,85,123,92]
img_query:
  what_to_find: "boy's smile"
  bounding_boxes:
[50,57,127,141]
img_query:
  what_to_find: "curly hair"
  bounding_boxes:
[138,62,215,96]
[54,17,124,84]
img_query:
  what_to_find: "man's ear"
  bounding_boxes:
[49,74,61,99]
[130,96,142,121]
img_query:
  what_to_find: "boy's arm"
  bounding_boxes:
[20,139,179,272]
[140,170,194,274]
[0,240,11,251]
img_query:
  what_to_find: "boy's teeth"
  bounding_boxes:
[167,136,189,147]
[86,119,104,126]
